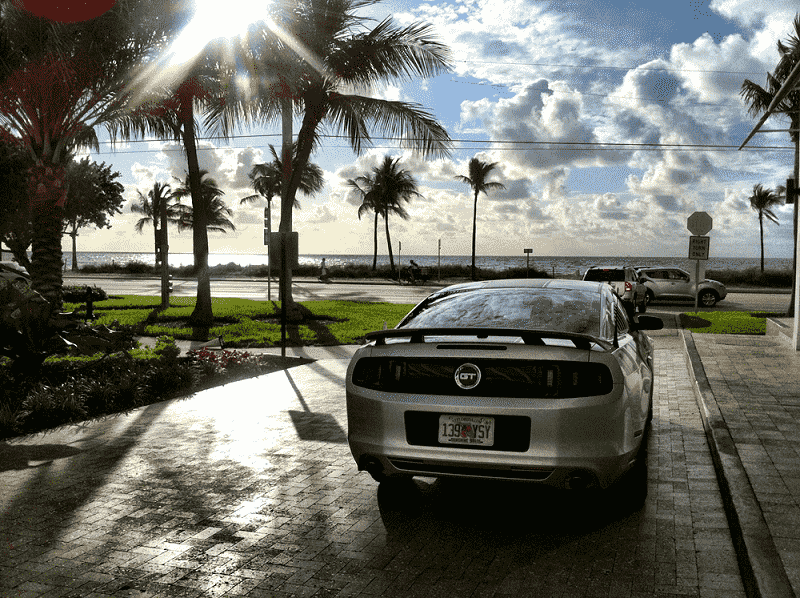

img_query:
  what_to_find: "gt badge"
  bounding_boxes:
[454,363,482,390]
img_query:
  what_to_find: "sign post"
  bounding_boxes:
[438,238,441,281]
[687,212,713,310]
[524,248,533,278]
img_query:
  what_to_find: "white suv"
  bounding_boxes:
[635,267,726,307]
[582,265,647,315]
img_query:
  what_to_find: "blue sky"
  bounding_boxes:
[76,0,799,259]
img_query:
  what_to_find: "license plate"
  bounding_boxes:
[438,415,494,446]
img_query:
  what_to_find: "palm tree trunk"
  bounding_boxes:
[385,211,395,273]
[789,127,799,318]
[279,96,294,311]
[28,163,67,311]
[180,95,213,330]
[372,211,378,271]
[70,224,79,271]
[471,190,478,281]
[760,214,765,273]
[30,203,64,311]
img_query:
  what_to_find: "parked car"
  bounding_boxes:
[346,279,663,494]
[582,265,647,314]
[0,261,30,286]
[634,267,727,307]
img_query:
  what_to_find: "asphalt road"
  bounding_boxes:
[64,274,791,313]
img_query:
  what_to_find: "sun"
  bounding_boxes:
[167,0,272,67]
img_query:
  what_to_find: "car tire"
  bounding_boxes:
[645,290,654,306]
[698,289,718,307]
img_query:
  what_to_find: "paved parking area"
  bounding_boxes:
[0,335,745,597]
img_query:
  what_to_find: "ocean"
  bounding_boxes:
[52,252,794,277]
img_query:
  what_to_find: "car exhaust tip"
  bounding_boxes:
[363,457,383,476]
[567,475,588,490]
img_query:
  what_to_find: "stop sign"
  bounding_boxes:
[687,212,712,236]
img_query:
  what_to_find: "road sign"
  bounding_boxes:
[523,248,532,253]
[687,211,712,236]
[689,235,710,260]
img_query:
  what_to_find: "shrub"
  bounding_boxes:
[62,285,108,303]
[21,377,89,429]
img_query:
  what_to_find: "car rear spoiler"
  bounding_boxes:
[364,327,608,350]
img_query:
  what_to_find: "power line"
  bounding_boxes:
[97,133,793,149]
[90,142,793,155]
[456,59,765,75]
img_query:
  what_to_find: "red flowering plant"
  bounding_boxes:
[186,347,268,382]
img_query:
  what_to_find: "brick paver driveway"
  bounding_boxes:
[1,336,744,597]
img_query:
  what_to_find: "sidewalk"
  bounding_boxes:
[682,322,800,598]
[1,320,799,597]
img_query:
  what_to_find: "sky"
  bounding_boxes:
[70,0,800,260]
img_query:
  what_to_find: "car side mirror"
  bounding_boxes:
[631,315,663,331]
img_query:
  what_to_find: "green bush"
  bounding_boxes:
[0,337,197,439]
[62,285,108,303]
[705,267,792,288]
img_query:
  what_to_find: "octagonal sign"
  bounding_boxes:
[687,211,712,236]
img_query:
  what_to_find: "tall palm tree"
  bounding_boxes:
[350,179,381,271]
[0,0,184,309]
[240,144,324,287]
[239,0,453,306]
[455,157,506,281]
[348,156,421,274]
[241,143,325,210]
[741,14,800,315]
[749,184,782,272]
[131,181,182,257]
[172,170,236,235]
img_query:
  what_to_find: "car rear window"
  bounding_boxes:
[584,269,625,282]
[402,288,601,336]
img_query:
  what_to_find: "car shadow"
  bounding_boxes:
[376,460,649,544]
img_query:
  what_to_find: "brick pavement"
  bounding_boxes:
[0,335,747,598]
[686,332,800,598]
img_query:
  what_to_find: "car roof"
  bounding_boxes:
[428,278,606,293]
[586,265,629,269]
[0,261,29,275]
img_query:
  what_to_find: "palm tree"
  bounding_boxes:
[243,0,453,306]
[131,182,181,233]
[348,156,421,275]
[131,181,182,265]
[455,157,506,281]
[0,0,184,309]
[172,170,236,235]
[240,144,324,289]
[350,180,381,271]
[749,184,782,272]
[741,14,800,315]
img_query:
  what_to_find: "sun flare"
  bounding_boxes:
[167,0,271,67]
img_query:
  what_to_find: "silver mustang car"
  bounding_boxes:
[346,279,663,491]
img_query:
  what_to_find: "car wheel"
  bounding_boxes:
[698,289,718,307]
[645,290,654,306]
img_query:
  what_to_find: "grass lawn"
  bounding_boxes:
[680,311,781,335]
[64,295,416,346]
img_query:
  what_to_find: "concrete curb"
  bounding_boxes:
[681,330,795,598]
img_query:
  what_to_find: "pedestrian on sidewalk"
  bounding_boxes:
[319,257,331,283]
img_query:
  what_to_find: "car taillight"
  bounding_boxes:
[351,358,613,398]
[625,282,632,292]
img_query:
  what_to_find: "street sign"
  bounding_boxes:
[687,211,712,236]
[689,236,710,260]
[523,248,532,253]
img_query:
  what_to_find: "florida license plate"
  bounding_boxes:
[438,415,494,446]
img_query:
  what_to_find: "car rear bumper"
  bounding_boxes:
[346,388,641,489]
